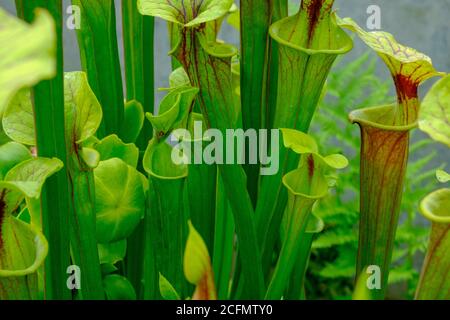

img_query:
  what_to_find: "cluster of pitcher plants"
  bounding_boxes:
[0,0,448,300]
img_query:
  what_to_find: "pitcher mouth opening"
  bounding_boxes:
[420,188,450,224]
[349,103,418,132]
[269,12,353,56]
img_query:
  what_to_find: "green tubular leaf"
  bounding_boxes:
[138,0,233,27]
[122,0,155,149]
[338,17,443,125]
[68,164,104,299]
[176,113,217,254]
[240,0,279,204]
[94,158,145,243]
[72,0,125,138]
[2,89,36,145]
[98,240,127,265]
[419,74,450,147]
[142,193,157,299]
[121,100,145,144]
[184,221,217,300]
[0,142,31,180]
[165,20,265,298]
[285,213,324,300]
[159,273,181,300]
[116,19,149,284]
[143,140,188,297]
[15,0,72,299]
[416,188,450,300]
[103,274,137,300]
[255,0,352,283]
[350,106,414,299]
[266,154,330,299]
[15,0,72,300]
[0,8,55,114]
[94,134,139,168]
[213,172,235,299]
[64,72,105,300]
[259,129,345,298]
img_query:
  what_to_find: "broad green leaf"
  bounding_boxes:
[3,72,103,147]
[0,142,31,180]
[103,274,137,300]
[0,8,55,115]
[184,221,216,300]
[98,240,127,265]
[280,128,318,154]
[64,71,103,144]
[280,128,348,170]
[419,74,450,147]
[121,100,145,143]
[436,169,450,183]
[4,157,63,201]
[138,0,233,27]
[159,273,181,300]
[322,154,349,170]
[2,89,35,145]
[94,158,145,243]
[2,158,63,228]
[94,134,139,168]
[5,158,63,191]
